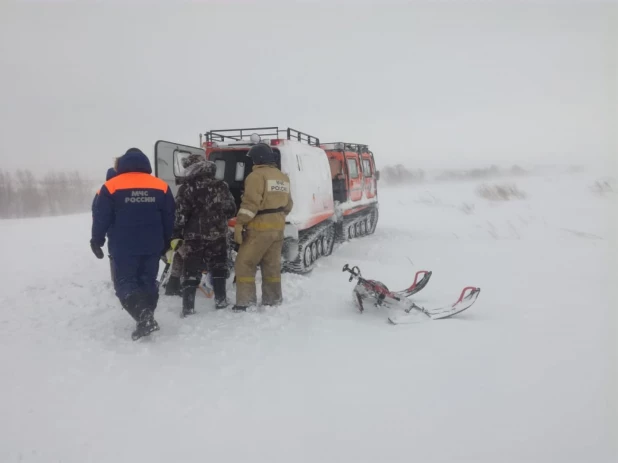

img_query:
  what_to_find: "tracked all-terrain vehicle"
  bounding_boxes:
[154,127,380,273]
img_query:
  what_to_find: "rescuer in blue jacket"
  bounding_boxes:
[91,148,175,340]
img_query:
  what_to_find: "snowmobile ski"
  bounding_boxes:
[392,270,432,297]
[387,286,481,324]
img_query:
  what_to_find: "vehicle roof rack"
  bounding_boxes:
[204,127,320,146]
[322,142,371,153]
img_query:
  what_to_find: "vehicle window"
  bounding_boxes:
[329,158,343,179]
[362,159,372,177]
[214,160,225,180]
[235,162,245,181]
[347,159,359,179]
[173,150,193,177]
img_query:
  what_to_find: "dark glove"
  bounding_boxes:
[90,241,104,259]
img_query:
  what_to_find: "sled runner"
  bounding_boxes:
[158,263,214,299]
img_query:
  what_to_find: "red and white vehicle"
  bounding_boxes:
[154,127,379,273]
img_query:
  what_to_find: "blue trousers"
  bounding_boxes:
[113,253,160,305]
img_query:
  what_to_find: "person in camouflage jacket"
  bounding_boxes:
[172,155,237,316]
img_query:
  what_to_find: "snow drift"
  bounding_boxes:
[0,168,615,463]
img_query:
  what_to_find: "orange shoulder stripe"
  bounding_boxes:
[105,172,169,195]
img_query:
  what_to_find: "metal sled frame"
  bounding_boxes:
[342,264,481,322]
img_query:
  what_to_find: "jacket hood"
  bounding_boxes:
[181,154,205,169]
[116,148,152,174]
[106,167,118,181]
[185,160,217,180]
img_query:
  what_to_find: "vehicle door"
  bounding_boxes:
[154,140,206,197]
[362,155,377,199]
[346,154,363,202]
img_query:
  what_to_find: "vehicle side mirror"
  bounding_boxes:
[375,171,380,181]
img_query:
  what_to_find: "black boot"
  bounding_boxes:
[131,309,160,341]
[181,283,198,318]
[212,268,228,309]
[165,275,181,296]
[131,293,160,341]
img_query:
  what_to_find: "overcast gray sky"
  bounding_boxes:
[1,0,616,178]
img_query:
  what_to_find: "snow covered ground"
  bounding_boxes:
[0,168,615,462]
